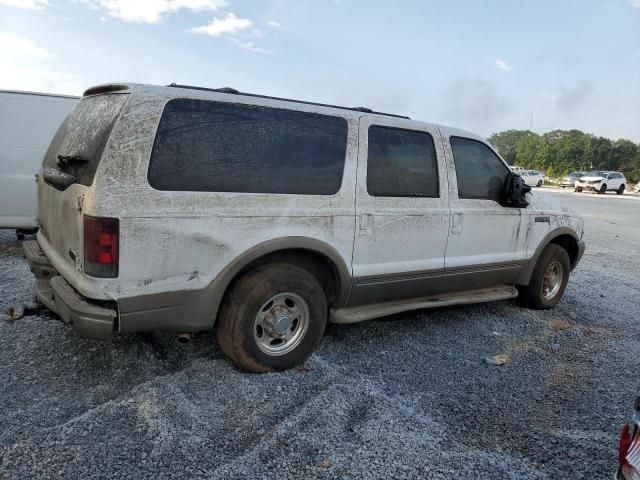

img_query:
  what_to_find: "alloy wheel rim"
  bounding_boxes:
[253,292,310,356]
[541,260,563,301]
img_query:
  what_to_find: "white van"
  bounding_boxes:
[24,83,585,372]
[0,90,78,234]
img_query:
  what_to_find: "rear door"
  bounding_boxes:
[442,134,527,286]
[37,93,129,272]
[349,116,450,305]
[608,173,621,190]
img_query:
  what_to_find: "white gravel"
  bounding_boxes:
[1,190,639,479]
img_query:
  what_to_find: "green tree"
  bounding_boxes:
[487,130,532,165]
[489,128,638,183]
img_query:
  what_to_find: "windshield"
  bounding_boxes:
[42,93,128,188]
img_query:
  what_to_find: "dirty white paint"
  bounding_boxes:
[35,83,584,306]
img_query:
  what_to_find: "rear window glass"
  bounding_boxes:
[42,94,128,187]
[366,125,439,197]
[147,99,348,195]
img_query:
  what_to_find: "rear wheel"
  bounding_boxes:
[617,184,625,195]
[518,244,570,310]
[216,263,327,372]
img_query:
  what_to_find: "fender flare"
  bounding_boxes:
[515,227,580,286]
[206,236,352,324]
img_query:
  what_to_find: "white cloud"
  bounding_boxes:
[191,12,253,36]
[0,33,79,95]
[0,0,47,9]
[631,0,640,9]
[0,62,83,95]
[82,0,227,24]
[192,12,270,53]
[0,32,53,60]
[494,59,512,71]
[267,20,281,28]
[231,38,271,54]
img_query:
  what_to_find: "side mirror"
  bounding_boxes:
[501,172,531,208]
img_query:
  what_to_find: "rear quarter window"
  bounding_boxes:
[147,99,349,195]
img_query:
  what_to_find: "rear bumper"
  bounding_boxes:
[23,240,116,339]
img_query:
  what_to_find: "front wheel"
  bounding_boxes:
[537,180,543,187]
[617,185,625,195]
[574,187,583,193]
[216,263,327,372]
[598,184,607,194]
[518,244,570,310]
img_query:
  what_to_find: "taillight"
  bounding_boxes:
[84,215,119,278]
[620,424,632,468]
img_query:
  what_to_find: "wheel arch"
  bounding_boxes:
[515,228,581,286]
[208,237,352,326]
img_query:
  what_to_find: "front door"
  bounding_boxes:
[441,132,527,288]
[349,116,450,305]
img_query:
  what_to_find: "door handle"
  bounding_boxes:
[451,213,463,234]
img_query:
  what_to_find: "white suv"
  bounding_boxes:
[575,171,626,194]
[24,83,585,372]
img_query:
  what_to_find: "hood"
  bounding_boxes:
[579,175,604,181]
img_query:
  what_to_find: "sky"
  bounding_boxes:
[1,0,639,141]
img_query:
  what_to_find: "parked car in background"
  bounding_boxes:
[522,170,545,187]
[24,83,585,372]
[0,90,79,237]
[559,171,586,188]
[575,171,626,194]
[634,183,640,193]
[616,396,640,480]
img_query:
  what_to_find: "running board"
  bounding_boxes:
[330,285,519,324]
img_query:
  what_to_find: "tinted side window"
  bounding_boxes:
[367,126,439,197]
[148,99,348,194]
[450,137,509,201]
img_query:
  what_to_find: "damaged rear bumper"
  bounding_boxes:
[23,240,116,339]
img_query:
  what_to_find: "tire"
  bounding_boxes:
[575,187,583,193]
[536,180,543,187]
[617,184,625,195]
[518,244,571,310]
[598,184,607,194]
[216,263,327,372]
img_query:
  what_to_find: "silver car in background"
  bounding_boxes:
[559,171,586,189]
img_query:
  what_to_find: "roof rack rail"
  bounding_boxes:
[167,83,409,119]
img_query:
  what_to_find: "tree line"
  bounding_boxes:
[488,129,640,183]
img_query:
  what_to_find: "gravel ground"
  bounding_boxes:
[1,190,639,479]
